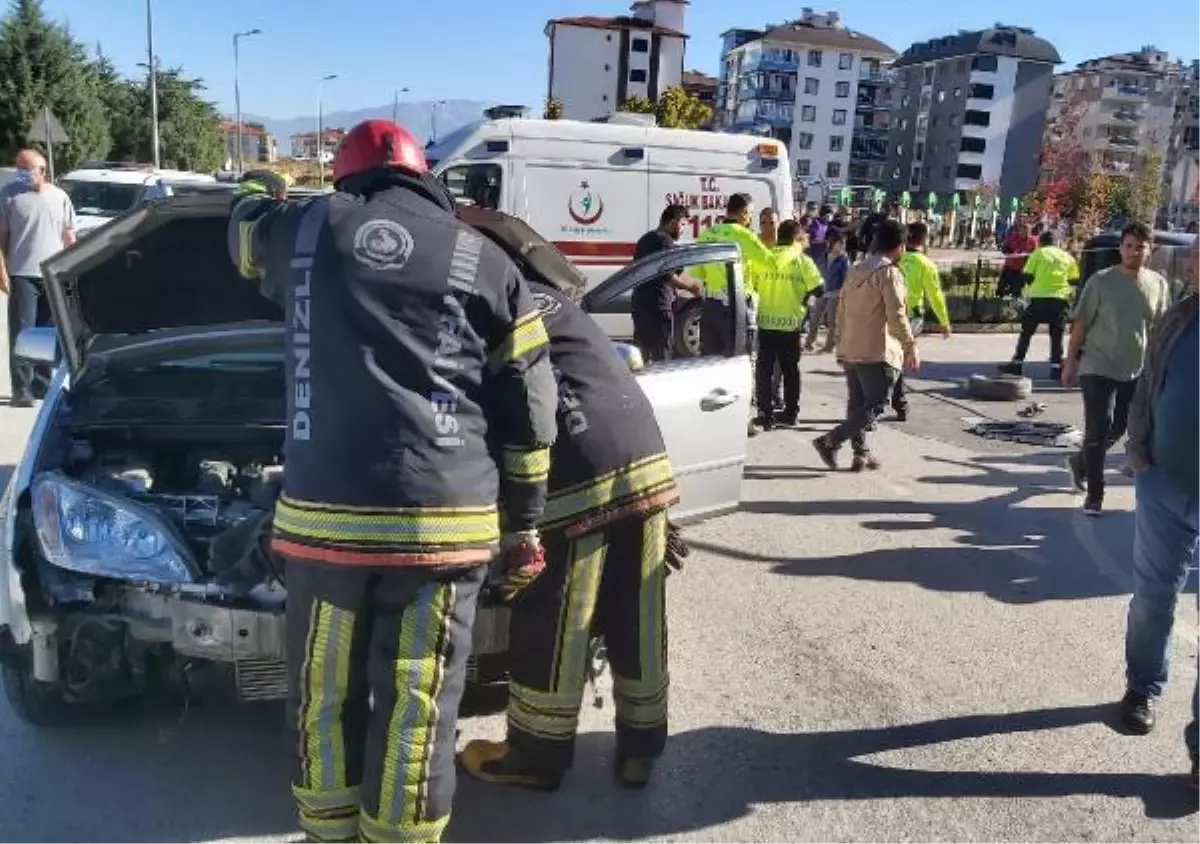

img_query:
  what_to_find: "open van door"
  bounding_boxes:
[582,242,751,523]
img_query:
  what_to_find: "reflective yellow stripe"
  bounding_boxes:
[552,532,606,692]
[275,497,500,546]
[237,220,263,279]
[378,582,453,838]
[489,311,550,369]
[298,602,355,794]
[542,454,676,530]
[613,510,669,733]
[612,673,669,729]
[508,682,582,740]
[293,783,362,814]
[298,810,358,843]
[502,445,551,483]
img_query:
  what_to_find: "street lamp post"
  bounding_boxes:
[392,86,410,124]
[430,99,448,145]
[233,28,263,174]
[316,73,338,188]
[145,0,160,168]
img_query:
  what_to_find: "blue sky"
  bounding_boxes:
[41,0,1200,118]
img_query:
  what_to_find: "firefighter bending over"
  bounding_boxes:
[228,119,558,843]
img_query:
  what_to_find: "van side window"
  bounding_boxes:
[440,163,503,210]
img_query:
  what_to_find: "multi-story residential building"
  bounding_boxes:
[290,128,346,162]
[545,0,687,121]
[681,69,719,128]
[887,25,1061,201]
[716,9,896,200]
[221,120,278,168]
[1048,45,1180,192]
[1162,59,1198,226]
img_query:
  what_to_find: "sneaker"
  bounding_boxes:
[997,361,1024,376]
[616,754,655,789]
[812,436,839,470]
[773,411,797,427]
[10,393,34,409]
[753,414,776,431]
[1118,689,1155,735]
[1083,498,1103,517]
[851,453,881,472]
[458,740,564,791]
[1066,453,1086,492]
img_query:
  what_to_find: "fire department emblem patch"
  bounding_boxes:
[352,219,414,271]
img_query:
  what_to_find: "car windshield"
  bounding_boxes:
[60,179,141,218]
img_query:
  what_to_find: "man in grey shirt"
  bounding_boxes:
[0,149,76,407]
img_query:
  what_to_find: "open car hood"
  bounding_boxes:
[40,194,591,376]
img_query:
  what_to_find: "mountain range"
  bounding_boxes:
[243,99,498,154]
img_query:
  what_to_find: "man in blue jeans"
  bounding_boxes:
[1121,237,1198,787]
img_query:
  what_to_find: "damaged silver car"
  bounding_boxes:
[0,194,752,725]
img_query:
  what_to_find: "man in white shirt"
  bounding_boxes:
[0,149,76,407]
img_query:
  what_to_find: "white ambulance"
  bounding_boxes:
[428,116,793,353]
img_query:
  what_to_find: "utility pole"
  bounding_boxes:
[146,0,160,168]
[430,99,447,145]
[317,73,338,188]
[392,86,410,124]
[233,28,263,174]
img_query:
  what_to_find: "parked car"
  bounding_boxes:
[58,164,218,235]
[0,194,752,725]
[1080,230,1197,300]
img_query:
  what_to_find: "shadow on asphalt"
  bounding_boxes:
[447,704,1198,842]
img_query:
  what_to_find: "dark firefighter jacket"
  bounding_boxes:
[227,174,558,566]
[525,280,678,536]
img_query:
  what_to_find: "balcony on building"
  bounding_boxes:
[1105,132,1141,149]
[850,137,889,161]
[1107,106,1145,123]
[1104,83,1151,102]
[856,89,890,111]
[858,66,896,86]
[734,99,794,128]
[852,123,891,139]
[740,48,800,74]
[741,83,796,101]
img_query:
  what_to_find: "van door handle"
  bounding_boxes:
[700,389,738,411]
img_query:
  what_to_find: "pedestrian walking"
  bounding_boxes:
[0,149,76,407]
[228,120,558,843]
[998,219,1037,299]
[631,205,701,364]
[804,230,849,352]
[999,230,1080,380]
[1062,222,1170,516]
[812,219,919,472]
[1119,237,1197,788]
[754,219,823,429]
[891,222,951,421]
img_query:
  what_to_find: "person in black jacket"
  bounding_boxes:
[228,119,558,844]
[459,279,682,793]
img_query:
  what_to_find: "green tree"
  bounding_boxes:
[618,95,655,115]
[0,0,110,170]
[543,97,563,120]
[1131,152,1164,225]
[655,86,712,130]
[107,68,225,171]
[1106,175,1133,222]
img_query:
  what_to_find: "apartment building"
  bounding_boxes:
[1164,60,1199,227]
[887,24,1061,200]
[717,9,896,198]
[290,128,346,162]
[1048,45,1181,193]
[220,120,278,168]
[545,0,687,121]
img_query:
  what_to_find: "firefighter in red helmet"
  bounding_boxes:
[229,120,558,843]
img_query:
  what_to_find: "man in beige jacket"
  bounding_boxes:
[813,218,919,471]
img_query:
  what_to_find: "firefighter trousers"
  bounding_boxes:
[284,556,484,843]
[506,510,670,774]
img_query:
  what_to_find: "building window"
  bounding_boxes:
[969,83,995,99]
[797,159,811,176]
[937,90,946,102]
[900,118,908,130]
[896,144,904,156]
[930,141,939,156]
[971,55,998,72]
[961,136,987,153]
[629,68,647,83]
[827,161,842,178]
[901,95,911,108]
[631,38,649,53]
[441,162,504,210]
[830,135,845,151]
[801,105,816,122]
[892,166,901,179]
[953,87,962,98]
[930,114,939,128]
[915,141,924,161]
[910,166,921,186]
[839,52,853,70]
[923,66,934,85]
[832,109,847,125]
[943,164,952,178]
[964,109,991,127]
[836,81,850,98]
[919,92,931,110]
[808,49,823,67]
[796,132,814,150]
[804,77,819,95]
[956,163,983,179]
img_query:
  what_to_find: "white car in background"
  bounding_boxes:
[0,194,752,724]
[58,164,217,234]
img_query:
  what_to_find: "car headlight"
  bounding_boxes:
[31,472,198,585]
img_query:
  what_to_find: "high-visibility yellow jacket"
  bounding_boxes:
[899,249,950,328]
[1024,245,1080,300]
[692,222,773,303]
[756,244,824,332]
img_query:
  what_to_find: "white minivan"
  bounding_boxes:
[429,116,793,353]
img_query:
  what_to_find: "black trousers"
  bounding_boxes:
[827,363,897,456]
[506,510,670,774]
[6,275,53,400]
[632,309,673,363]
[285,557,483,843]
[700,299,735,357]
[755,329,801,419]
[1078,375,1137,503]
[1013,297,1069,365]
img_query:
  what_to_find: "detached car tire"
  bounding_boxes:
[2,662,74,727]
[674,300,703,358]
[966,373,1033,401]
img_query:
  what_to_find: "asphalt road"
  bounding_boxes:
[0,328,1196,843]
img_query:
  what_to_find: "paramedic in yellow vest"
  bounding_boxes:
[891,221,951,421]
[1000,230,1080,380]
[754,219,823,429]
[694,193,773,356]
